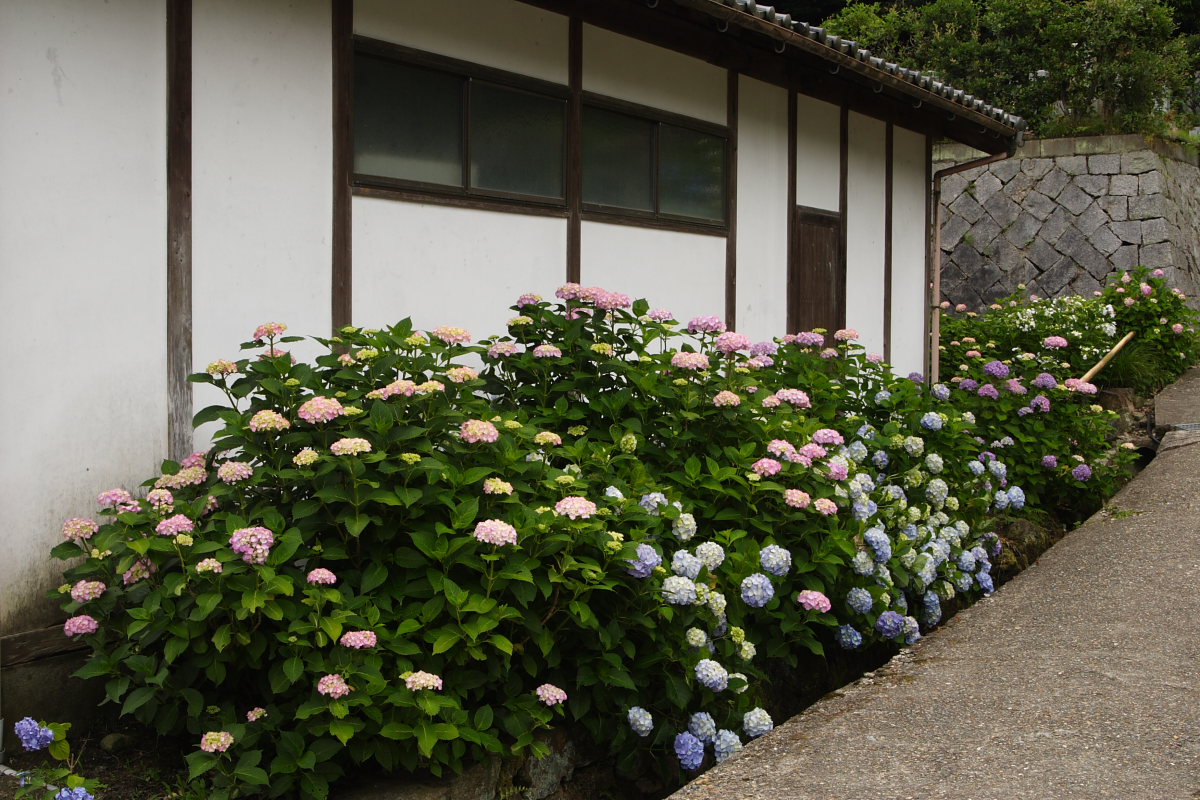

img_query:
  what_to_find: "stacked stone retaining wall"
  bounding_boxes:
[935,135,1200,308]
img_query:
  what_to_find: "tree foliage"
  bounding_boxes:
[823,0,1196,136]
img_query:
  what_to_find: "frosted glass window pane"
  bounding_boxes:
[469,82,565,199]
[353,55,463,186]
[660,124,725,221]
[582,107,653,211]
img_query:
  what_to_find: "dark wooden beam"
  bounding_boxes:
[786,89,797,333]
[724,70,738,330]
[1,626,87,668]
[838,105,848,331]
[566,17,582,283]
[884,122,894,363]
[166,0,192,461]
[332,0,353,332]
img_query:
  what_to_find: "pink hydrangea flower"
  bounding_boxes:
[965,349,982,358]
[196,558,223,574]
[461,419,500,443]
[687,315,727,334]
[534,431,562,446]
[298,396,344,424]
[955,303,968,312]
[200,731,234,753]
[431,325,471,344]
[1063,378,1098,395]
[515,292,543,306]
[760,395,782,408]
[866,352,884,363]
[374,379,417,399]
[554,496,597,520]
[230,526,274,565]
[939,301,950,309]
[405,671,443,691]
[798,443,827,461]
[795,589,831,612]
[812,429,844,445]
[594,290,632,310]
[154,465,207,489]
[246,708,267,722]
[1173,323,1185,334]
[783,489,811,508]
[752,458,782,477]
[307,568,337,585]
[483,477,514,495]
[813,498,838,515]
[825,460,849,481]
[487,341,519,358]
[248,410,291,432]
[767,439,796,458]
[819,348,838,358]
[1141,283,1152,296]
[556,283,583,300]
[317,674,351,698]
[446,366,480,383]
[647,308,674,321]
[793,331,824,347]
[330,438,372,456]
[147,489,174,512]
[339,630,378,649]
[156,514,195,537]
[1124,297,1136,306]
[63,518,99,541]
[123,558,156,585]
[774,389,811,408]
[474,519,518,546]
[70,581,106,603]
[217,461,253,483]
[713,390,741,407]
[1043,336,1068,349]
[258,346,294,363]
[715,332,752,353]
[834,329,859,341]
[1006,378,1027,395]
[253,322,287,340]
[206,359,238,376]
[416,379,445,394]
[64,615,98,637]
[293,448,319,467]
[536,684,568,706]
[671,351,710,371]
[532,344,563,358]
[97,489,134,509]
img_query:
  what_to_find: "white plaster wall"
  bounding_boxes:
[735,77,790,343]
[583,26,726,124]
[890,127,929,377]
[353,198,567,338]
[0,0,167,635]
[192,0,333,445]
[845,112,888,355]
[580,222,726,322]
[794,94,841,213]
[356,0,568,85]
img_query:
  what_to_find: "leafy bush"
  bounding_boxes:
[54,288,1126,798]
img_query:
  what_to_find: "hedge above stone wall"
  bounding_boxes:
[936,135,1200,310]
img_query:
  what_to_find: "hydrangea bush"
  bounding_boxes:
[53,287,1120,798]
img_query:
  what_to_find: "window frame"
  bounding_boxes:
[580,92,729,233]
[350,37,730,234]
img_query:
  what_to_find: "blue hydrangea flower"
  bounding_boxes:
[925,478,949,505]
[688,711,717,743]
[674,512,698,541]
[872,450,889,468]
[695,659,729,691]
[902,615,922,644]
[977,570,995,594]
[604,485,624,500]
[955,572,974,592]
[852,550,875,576]
[864,527,891,562]
[925,453,944,474]
[55,790,94,800]
[759,545,792,576]
[874,390,892,404]
[714,729,743,762]
[836,624,863,649]
[988,460,1008,480]
[875,610,905,638]
[672,550,703,579]
[844,440,869,462]
[922,591,942,625]
[14,717,55,751]
[674,731,705,770]
[852,499,878,522]
[857,423,877,440]
[743,707,774,738]
[846,587,874,614]
[920,412,943,431]
[627,706,654,736]
[983,531,1002,557]
[993,490,1010,511]
[892,592,908,613]
[663,575,698,605]
[967,460,985,476]
[626,543,661,578]
[1007,486,1026,510]
[900,523,918,540]
[695,542,725,571]
[957,551,977,573]
[639,492,668,515]
[931,383,950,400]
[740,573,775,608]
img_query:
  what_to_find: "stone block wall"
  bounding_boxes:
[935,135,1200,308]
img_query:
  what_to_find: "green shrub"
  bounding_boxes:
[53,288,1123,798]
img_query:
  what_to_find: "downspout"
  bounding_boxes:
[929,148,1016,383]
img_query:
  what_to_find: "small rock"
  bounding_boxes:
[100,732,134,753]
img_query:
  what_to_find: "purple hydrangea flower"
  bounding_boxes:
[740,573,775,607]
[674,731,705,770]
[14,717,55,751]
[876,610,905,638]
[977,571,995,594]
[977,384,1000,400]
[846,587,874,615]
[931,383,951,400]
[759,545,792,577]
[983,360,1009,378]
[1072,464,1092,481]
[959,378,979,392]
[1032,372,1058,389]
[836,624,863,649]
[1042,455,1058,469]
[626,544,661,578]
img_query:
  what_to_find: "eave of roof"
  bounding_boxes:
[686,0,1025,149]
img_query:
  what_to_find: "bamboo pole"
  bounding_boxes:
[1080,330,1136,384]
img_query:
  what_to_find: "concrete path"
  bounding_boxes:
[671,369,1200,800]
